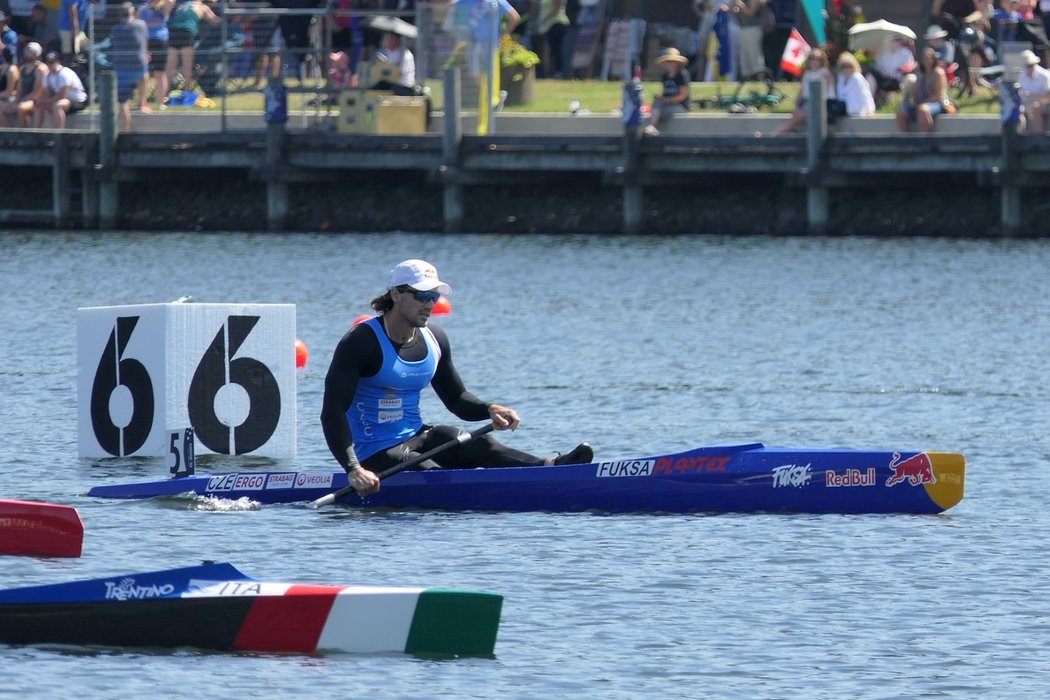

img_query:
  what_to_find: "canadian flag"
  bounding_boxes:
[780,28,811,77]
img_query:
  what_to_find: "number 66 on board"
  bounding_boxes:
[76,302,297,460]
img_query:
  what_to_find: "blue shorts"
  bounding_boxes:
[116,70,145,103]
[902,100,946,120]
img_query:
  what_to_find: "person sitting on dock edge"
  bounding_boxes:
[1019,48,1050,134]
[320,259,593,497]
[32,50,86,128]
[0,41,47,127]
[644,46,690,136]
[896,46,952,133]
[833,50,876,122]
[768,47,833,136]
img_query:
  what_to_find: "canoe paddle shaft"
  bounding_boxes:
[309,423,495,509]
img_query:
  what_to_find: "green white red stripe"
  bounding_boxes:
[0,563,502,656]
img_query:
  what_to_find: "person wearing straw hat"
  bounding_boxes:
[643,46,691,136]
[1019,48,1050,133]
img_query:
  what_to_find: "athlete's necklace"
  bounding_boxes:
[383,316,416,345]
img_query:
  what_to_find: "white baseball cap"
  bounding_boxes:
[388,259,451,295]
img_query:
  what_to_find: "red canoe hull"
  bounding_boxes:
[0,500,84,558]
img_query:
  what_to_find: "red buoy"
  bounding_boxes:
[294,338,309,368]
[433,296,452,315]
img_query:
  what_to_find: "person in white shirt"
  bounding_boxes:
[1019,48,1050,133]
[835,51,875,117]
[870,36,915,102]
[376,32,415,88]
[33,49,86,128]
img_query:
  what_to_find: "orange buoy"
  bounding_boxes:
[432,296,452,316]
[352,314,373,327]
[294,338,309,368]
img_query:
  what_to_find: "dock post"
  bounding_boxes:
[265,121,288,231]
[622,125,642,234]
[442,67,464,233]
[52,131,69,228]
[1000,127,1021,235]
[98,72,118,229]
[82,136,99,229]
[805,79,828,235]
[264,74,289,231]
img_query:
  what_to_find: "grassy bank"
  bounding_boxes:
[159,76,1003,116]
[443,78,1003,115]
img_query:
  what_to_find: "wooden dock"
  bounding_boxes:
[2,72,1048,235]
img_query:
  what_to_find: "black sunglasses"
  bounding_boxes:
[398,287,441,303]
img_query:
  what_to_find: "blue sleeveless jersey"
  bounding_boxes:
[347,317,441,460]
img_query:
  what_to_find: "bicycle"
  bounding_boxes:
[693,69,788,113]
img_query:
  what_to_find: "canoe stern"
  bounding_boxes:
[924,452,966,512]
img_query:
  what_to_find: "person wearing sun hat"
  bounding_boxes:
[1019,48,1050,134]
[924,24,954,65]
[924,24,948,40]
[320,259,594,497]
[643,46,691,136]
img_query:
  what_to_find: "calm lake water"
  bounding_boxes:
[1,231,1048,699]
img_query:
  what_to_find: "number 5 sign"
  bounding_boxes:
[77,303,297,458]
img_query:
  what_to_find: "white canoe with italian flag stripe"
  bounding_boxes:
[0,562,503,656]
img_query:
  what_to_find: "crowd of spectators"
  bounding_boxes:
[1,0,1048,137]
[760,0,1050,136]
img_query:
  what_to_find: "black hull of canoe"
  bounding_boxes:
[0,598,256,650]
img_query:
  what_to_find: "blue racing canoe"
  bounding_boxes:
[86,443,966,514]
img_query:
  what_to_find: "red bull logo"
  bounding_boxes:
[885,452,936,487]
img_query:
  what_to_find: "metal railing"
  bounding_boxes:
[75,1,504,132]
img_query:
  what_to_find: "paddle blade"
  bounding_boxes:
[309,493,338,509]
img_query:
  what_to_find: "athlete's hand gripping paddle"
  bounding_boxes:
[308,423,495,509]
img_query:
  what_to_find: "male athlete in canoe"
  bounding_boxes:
[320,259,593,496]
